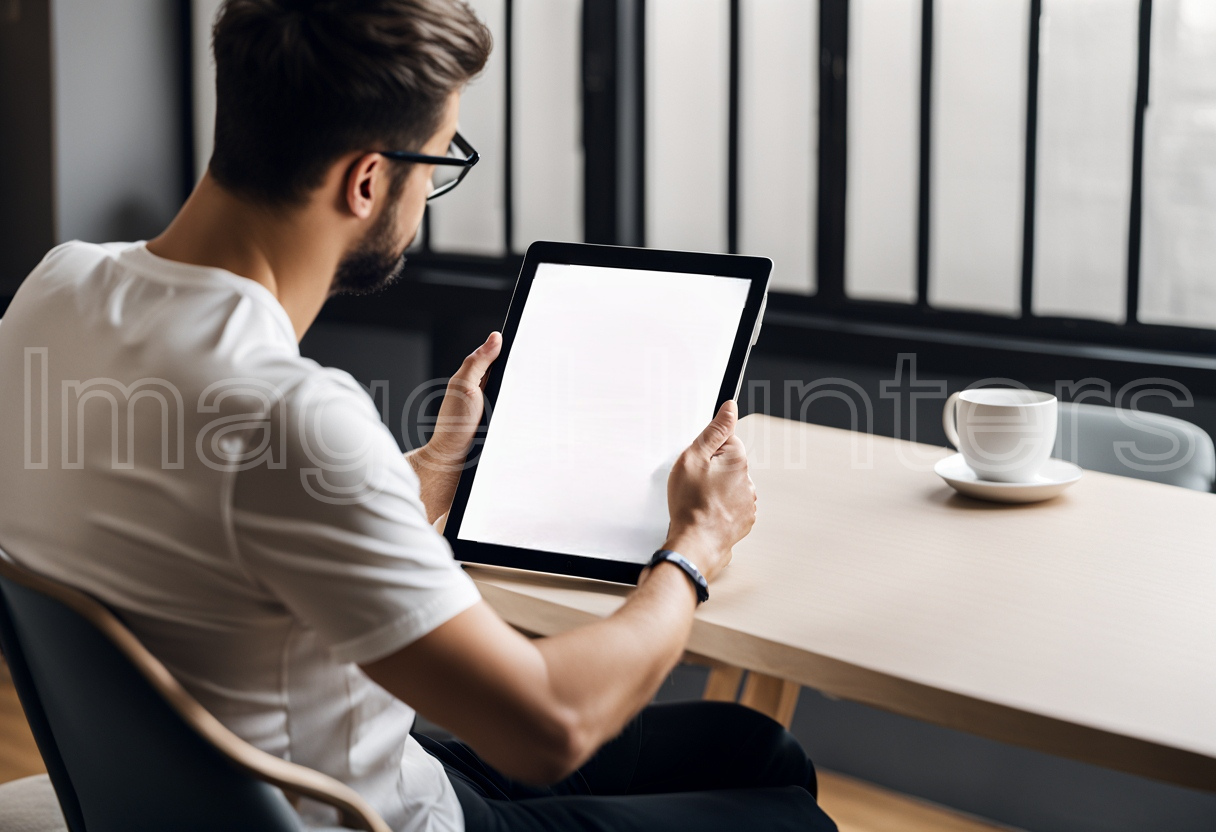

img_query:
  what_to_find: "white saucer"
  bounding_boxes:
[934,454,1082,504]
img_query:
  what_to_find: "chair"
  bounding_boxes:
[0,774,69,832]
[1053,402,1216,492]
[0,554,392,832]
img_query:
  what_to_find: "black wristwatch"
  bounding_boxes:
[646,549,709,605]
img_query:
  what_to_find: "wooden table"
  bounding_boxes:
[467,414,1216,792]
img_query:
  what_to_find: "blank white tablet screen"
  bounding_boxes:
[458,262,751,564]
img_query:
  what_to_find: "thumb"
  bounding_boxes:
[692,400,737,458]
[452,332,502,388]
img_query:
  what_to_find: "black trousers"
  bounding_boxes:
[414,701,838,832]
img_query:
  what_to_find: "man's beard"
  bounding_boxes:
[331,197,412,296]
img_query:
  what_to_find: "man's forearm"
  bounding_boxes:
[361,539,712,783]
[404,441,704,747]
[534,558,700,764]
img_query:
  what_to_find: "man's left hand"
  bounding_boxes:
[408,332,502,524]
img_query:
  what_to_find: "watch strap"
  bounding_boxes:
[646,549,709,604]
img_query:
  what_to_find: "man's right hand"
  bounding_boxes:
[663,400,757,582]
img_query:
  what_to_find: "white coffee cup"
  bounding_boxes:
[942,388,1058,483]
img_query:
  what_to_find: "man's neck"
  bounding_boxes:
[146,173,343,341]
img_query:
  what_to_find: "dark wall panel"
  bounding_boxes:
[0,0,55,291]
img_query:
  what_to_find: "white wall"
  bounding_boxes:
[53,0,184,243]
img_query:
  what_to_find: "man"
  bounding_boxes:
[0,1,835,830]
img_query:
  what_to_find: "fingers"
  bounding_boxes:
[451,332,502,390]
[691,400,738,459]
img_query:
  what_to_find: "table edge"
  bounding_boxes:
[472,575,1216,793]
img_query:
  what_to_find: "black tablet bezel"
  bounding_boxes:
[442,241,771,586]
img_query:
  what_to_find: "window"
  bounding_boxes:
[1032,0,1138,323]
[845,0,918,304]
[189,0,1216,352]
[1139,0,1216,330]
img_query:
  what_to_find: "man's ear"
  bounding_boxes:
[345,153,383,220]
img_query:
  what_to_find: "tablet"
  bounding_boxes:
[443,241,770,585]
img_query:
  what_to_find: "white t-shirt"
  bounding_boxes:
[0,241,482,832]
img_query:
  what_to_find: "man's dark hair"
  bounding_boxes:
[209,0,491,205]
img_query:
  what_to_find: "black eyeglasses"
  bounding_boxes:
[379,131,479,201]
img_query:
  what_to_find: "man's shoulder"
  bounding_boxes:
[32,240,136,278]
[0,241,136,340]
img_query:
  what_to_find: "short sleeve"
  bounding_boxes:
[230,370,481,665]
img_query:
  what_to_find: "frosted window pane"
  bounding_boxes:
[738,0,816,294]
[429,0,507,255]
[646,0,730,252]
[1139,0,1216,329]
[512,0,582,251]
[929,0,1028,316]
[1032,0,1137,323]
[191,0,223,181]
[846,0,920,303]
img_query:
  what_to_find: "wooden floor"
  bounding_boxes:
[0,659,1014,831]
[817,771,1020,832]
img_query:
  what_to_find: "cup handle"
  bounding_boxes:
[942,391,962,450]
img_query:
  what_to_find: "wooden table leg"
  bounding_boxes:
[738,672,801,728]
[702,665,745,702]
